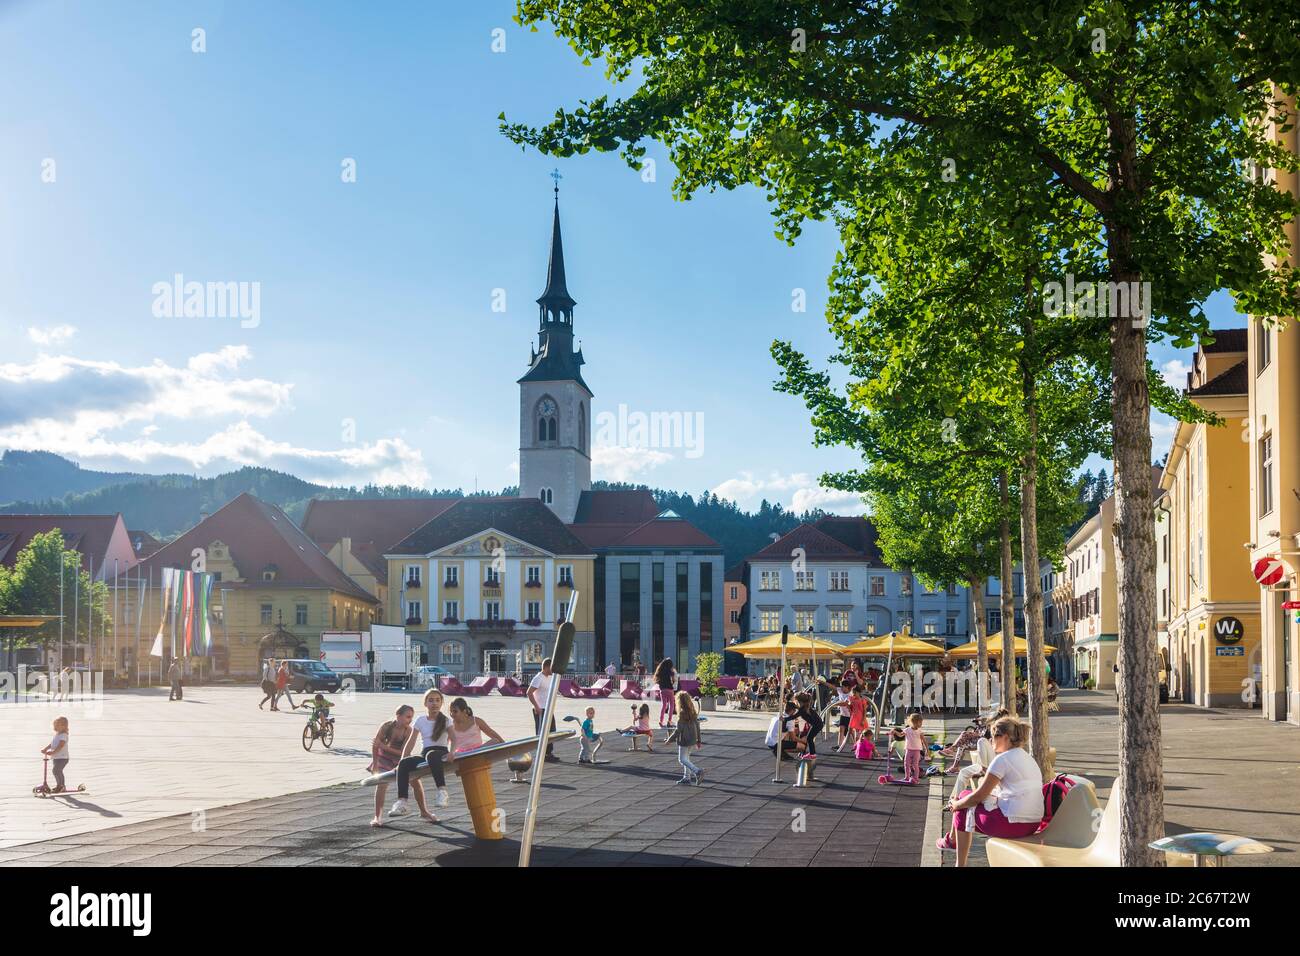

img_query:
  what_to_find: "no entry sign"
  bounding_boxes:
[1253,557,1291,587]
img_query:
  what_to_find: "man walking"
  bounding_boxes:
[528,658,560,762]
[167,660,183,701]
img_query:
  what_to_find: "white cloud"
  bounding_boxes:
[27,325,77,346]
[1160,359,1191,389]
[713,471,866,516]
[592,444,673,482]
[1150,414,1179,462]
[0,346,428,487]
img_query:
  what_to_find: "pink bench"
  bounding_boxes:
[620,679,645,700]
[459,676,498,697]
[498,677,526,697]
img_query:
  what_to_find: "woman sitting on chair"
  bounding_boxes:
[936,715,1044,867]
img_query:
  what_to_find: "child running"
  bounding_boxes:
[577,706,603,764]
[368,705,414,827]
[448,697,504,754]
[41,716,71,794]
[664,691,704,785]
[618,703,655,751]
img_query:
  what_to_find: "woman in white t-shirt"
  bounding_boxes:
[936,716,1043,867]
[390,689,451,822]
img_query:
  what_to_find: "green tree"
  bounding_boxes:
[1,530,111,665]
[504,1,1299,863]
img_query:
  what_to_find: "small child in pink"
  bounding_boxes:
[619,703,656,752]
[902,712,927,783]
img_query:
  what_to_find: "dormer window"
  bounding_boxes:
[261,564,278,582]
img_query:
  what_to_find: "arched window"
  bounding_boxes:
[538,488,553,505]
[535,395,558,444]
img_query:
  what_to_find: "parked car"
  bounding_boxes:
[283,659,342,693]
[414,664,453,690]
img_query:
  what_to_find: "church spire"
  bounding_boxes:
[536,170,576,323]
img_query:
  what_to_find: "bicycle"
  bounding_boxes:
[301,711,335,751]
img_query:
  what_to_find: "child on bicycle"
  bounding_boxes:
[299,693,334,736]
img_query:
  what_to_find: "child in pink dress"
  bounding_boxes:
[902,713,927,784]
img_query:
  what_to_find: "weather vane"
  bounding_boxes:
[550,167,562,197]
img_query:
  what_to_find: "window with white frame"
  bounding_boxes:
[526,600,541,621]
[759,609,780,632]
[829,570,849,591]
[794,570,815,591]
[526,565,541,585]
[557,601,569,622]
[870,576,886,597]
[1260,433,1274,516]
[729,609,740,624]
[946,613,959,635]
[922,615,938,635]
[484,600,501,620]
[795,609,816,632]
[760,570,781,590]
[557,565,573,586]
[829,610,849,632]
[405,565,421,585]
[440,641,463,666]
[484,566,501,587]
[443,600,459,621]
[1258,321,1272,373]
[406,600,422,622]
[444,564,459,585]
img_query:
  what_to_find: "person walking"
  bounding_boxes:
[654,657,677,728]
[528,658,560,762]
[167,660,183,701]
[258,659,277,710]
[274,660,296,711]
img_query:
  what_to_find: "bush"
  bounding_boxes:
[696,651,724,697]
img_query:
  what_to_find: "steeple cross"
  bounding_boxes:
[550,167,562,196]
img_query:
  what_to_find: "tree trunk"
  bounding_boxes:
[998,471,1017,716]
[970,576,989,711]
[1018,324,1051,779]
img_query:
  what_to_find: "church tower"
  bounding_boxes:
[518,180,592,523]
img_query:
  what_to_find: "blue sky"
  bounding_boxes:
[0,0,1246,512]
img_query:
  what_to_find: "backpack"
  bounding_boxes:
[1036,774,1078,833]
[854,738,875,760]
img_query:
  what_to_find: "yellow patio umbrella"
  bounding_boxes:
[945,632,1055,658]
[838,631,947,657]
[727,632,845,659]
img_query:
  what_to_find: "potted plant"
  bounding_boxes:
[695,652,724,711]
[441,616,459,625]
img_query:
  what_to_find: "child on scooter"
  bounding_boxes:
[41,716,70,793]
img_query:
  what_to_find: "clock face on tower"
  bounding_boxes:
[539,398,557,416]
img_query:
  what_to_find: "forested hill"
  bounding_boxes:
[0,453,833,567]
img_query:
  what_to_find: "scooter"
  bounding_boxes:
[876,728,916,785]
[32,756,86,798]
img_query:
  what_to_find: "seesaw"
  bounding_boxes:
[363,731,574,840]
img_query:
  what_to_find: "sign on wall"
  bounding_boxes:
[1215,646,1244,657]
[1213,616,1244,645]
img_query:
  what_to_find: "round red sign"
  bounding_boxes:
[1253,557,1290,587]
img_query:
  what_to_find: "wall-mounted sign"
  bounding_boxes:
[1213,616,1244,644]
[1215,646,1244,657]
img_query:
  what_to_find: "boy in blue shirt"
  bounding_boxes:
[578,706,603,764]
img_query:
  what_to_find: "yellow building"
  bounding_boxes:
[1160,333,1260,708]
[1064,496,1118,690]
[385,496,595,675]
[126,493,379,678]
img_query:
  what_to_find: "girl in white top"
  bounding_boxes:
[448,697,504,754]
[391,689,451,821]
[937,715,1044,867]
[41,716,71,793]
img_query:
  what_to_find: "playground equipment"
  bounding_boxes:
[363,731,573,838]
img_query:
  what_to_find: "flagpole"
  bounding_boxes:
[58,546,64,671]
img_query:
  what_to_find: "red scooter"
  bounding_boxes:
[31,756,86,798]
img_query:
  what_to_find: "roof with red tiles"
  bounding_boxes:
[749,517,883,564]
[568,490,720,551]
[0,514,136,578]
[138,493,377,603]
